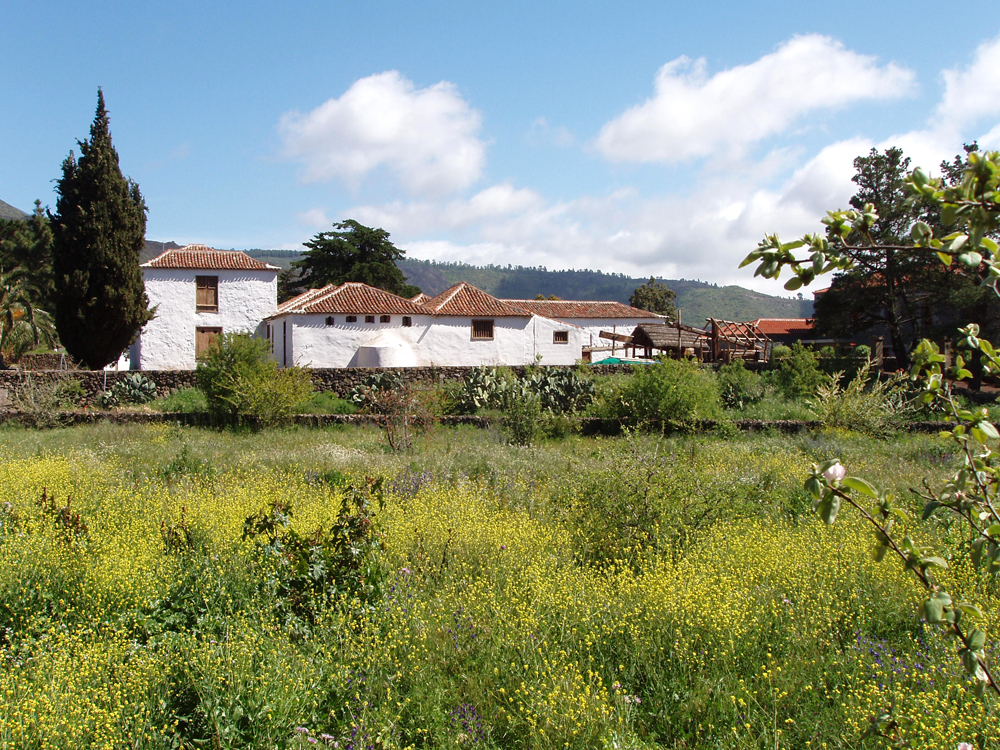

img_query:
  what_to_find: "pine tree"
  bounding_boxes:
[50,89,152,369]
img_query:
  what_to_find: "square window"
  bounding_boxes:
[402,316,412,327]
[346,315,357,323]
[471,319,494,340]
[365,315,375,324]
[553,330,569,344]
[196,276,218,312]
[380,315,391,323]
[326,316,335,326]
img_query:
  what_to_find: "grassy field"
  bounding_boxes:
[0,422,996,749]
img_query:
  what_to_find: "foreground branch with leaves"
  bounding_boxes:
[743,150,1000,708]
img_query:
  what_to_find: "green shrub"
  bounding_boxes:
[196,332,312,428]
[347,371,403,411]
[819,345,837,359]
[524,368,595,413]
[773,342,824,399]
[808,357,914,436]
[100,373,157,408]
[771,344,792,361]
[716,359,766,410]
[294,391,357,415]
[614,357,722,431]
[498,384,541,445]
[854,344,872,359]
[152,387,209,413]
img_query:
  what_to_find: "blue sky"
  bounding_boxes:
[3,1,1000,292]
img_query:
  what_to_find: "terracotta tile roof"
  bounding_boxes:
[751,318,815,336]
[420,283,528,317]
[274,282,428,317]
[410,292,431,304]
[143,244,279,271]
[503,299,660,319]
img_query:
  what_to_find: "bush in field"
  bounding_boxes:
[152,387,208,413]
[524,367,595,413]
[809,357,914,436]
[100,373,157,408]
[716,359,766,409]
[347,371,403,411]
[773,342,825,399]
[196,332,312,428]
[499,386,541,445]
[613,357,721,430]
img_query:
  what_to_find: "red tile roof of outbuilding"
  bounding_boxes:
[751,318,815,336]
[274,282,427,317]
[143,244,279,271]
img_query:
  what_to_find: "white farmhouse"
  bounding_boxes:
[500,299,665,346]
[267,281,585,368]
[130,245,279,370]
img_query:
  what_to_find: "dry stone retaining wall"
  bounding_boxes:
[0,364,634,407]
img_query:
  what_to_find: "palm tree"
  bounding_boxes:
[0,266,56,369]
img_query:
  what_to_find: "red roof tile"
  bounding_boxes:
[503,299,660,319]
[410,292,430,304]
[751,318,815,336]
[274,283,428,316]
[420,283,528,317]
[143,244,279,271]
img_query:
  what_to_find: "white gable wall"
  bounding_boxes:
[270,314,435,368]
[133,268,277,370]
[270,313,584,367]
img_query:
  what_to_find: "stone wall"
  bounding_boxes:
[0,364,635,407]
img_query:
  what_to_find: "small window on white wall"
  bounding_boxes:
[471,320,494,340]
[326,316,335,326]
[553,331,569,344]
[346,315,357,323]
[380,315,391,323]
[402,316,412,327]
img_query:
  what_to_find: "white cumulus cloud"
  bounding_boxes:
[279,71,486,195]
[596,35,915,163]
[937,34,1000,128]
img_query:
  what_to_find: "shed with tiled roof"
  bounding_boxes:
[142,245,280,271]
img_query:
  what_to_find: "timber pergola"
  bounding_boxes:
[620,320,770,362]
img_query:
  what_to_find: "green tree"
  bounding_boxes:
[280,220,421,301]
[628,276,677,317]
[0,266,56,369]
[0,201,55,314]
[813,146,1000,367]
[50,89,153,370]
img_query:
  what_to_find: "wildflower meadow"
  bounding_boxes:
[0,422,996,749]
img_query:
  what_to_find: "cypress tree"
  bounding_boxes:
[51,89,153,369]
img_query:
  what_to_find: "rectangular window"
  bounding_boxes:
[402,316,412,327]
[195,327,222,358]
[196,276,218,312]
[380,315,391,323]
[471,319,494,340]
[346,315,357,323]
[326,316,335,326]
[553,330,569,344]
[365,315,375,323]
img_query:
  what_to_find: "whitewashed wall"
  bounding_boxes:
[554,316,665,347]
[270,313,584,368]
[133,268,277,370]
[270,314,436,368]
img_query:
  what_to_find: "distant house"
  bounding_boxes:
[131,245,279,370]
[750,318,815,346]
[267,281,585,368]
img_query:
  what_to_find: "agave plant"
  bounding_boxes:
[0,267,56,369]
